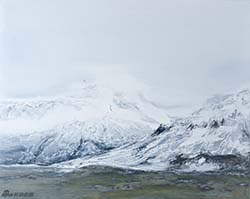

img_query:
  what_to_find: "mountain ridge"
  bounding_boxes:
[0,84,249,172]
[59,88,250,172]
[0,81,169,165]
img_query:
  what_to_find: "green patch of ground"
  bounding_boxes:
[0,166,249,199]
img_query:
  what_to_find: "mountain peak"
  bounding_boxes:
[1,86,250,172]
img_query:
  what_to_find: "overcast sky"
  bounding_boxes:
[0,0,250,106]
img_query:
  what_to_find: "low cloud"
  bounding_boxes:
[0,0,249,106]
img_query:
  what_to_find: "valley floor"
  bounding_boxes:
[0,166,249,199]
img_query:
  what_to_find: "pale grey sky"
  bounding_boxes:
[0,0,250,106]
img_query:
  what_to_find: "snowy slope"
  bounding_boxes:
[1,82,249,172]
[61,89,250,172]
[0,81,170,165]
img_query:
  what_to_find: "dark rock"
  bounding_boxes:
[202,122,208,128]
[187,123,195,130]
[170,154,188,166]
[151,124,173,137]
[209,120,220,128]
[220,118,225,126]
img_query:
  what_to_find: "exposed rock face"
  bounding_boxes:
[151,124,169,137]
[170,153,250,173]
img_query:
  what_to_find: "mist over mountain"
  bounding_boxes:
[0,80,171,165]
[0,81,249,173]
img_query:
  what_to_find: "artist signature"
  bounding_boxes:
[1,190,34,198]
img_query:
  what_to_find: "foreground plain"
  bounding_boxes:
[0,166,249,199]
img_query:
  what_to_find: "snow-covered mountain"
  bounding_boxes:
[1,82,250,172]
[60,89,250,172]
[0,81,170,165]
